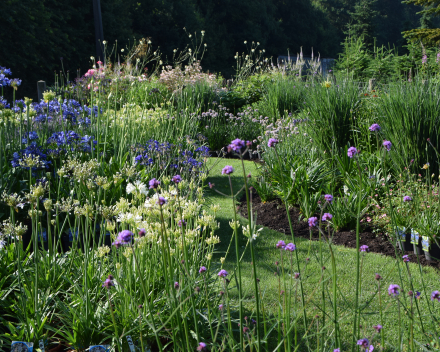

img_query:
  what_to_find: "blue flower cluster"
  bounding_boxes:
[0,66,12,87]
[47,131,97,153]
[0,96,10,109]
[22,131,39,144]
[11,142,50,170]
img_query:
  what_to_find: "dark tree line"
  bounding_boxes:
[0,0,428,99]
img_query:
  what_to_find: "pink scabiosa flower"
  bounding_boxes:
[388,284,400,297]
[324,194,333,203]
[308,217,318,227]
[403,196,412,202]
[222,165,234,175]
[267,138,279,148]
[218,269,228,278]
[196,342,207,352]
[149,178,160,189]
[322,213,333,222]
[276,240,286,249]
[284,243,296,252]
[383,140,392,151]
[199,266,207,274]
[228,138,245,152]
[347,146,358,158]
[402,255,410,263]
[431,290,440,302]
[369,123,381,132]
[156,196,167,206]
[360,245,369,252]
[171,175,182,184]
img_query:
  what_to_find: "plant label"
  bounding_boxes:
[11,342,33,352]
[126,336,135,352]
[410,229,419,245]
[38,340,45,352]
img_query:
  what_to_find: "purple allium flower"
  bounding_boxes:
[324,194,333,203]
[403,255,410,263]
[357,339,369,349]
[276,240,286,249]
[174,282,180,289]
[149,178,160,189]
[138,228,146,237]
[360,245,369,252]
[172,175,182,184]
[267,138,279,148]
[196,342,207,352]
[228,138,245,152]
[118,230,134,243]
[322,213,333,222]
[403,196,412,202]
[308,217,318,227]
[156,196,167,206]
[199,266,207,274]
[383,140,392,151]
[369,123,381,132]
[178,219,186,227]
[373,324,383,332]
[347,146,358,158]
[431,290,440,302]
[388,284,400,297]
[285,243,296,252]
[222,165,234,175]
[218,269,228,278]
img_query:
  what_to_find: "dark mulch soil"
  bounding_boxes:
[239,190,440,269]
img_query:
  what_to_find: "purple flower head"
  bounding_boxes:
[149,178,160,189]
[324,194,333,203]
[285,243,296,252]
[172,175,182,184]
[112,239,123,248]
[118,230,133,243]
[268,138,279,148]
[369,123,381,132]
[431,290,440,302]
[218,304,224,310]
[388,284,400,297]
[102,275,114,288]
[403,196,412,202]
[138,228,146,237]
[222,165,234,175]
[276,240,286,249]
[178,219,186,227]
[196,342,207,352]
[415,291,421,299]
[373,324,383,332]
[228,138,245,152]
[383,140,392,151]
[375,273,382,281]
[347,146,358,158]
[246,140,252,147]
[357,339,369,349]
[174,281,180,289]
[333,349,340,352]
[156,196,167,206]
[322,213,333,222]
[403,255,410,263]
[308,217,318,227]
[218,269,228,278]
[199,266,207,274]
[422,54,428,64]
[360,245,369,252]
[208,182,215,189]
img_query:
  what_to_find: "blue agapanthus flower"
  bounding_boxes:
[11,142,50,170]
[0,96,10,109]
[22,131,39,144]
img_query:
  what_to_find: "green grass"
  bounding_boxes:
[206,157,440,351]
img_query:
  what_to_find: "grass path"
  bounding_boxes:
[206,158,440,351]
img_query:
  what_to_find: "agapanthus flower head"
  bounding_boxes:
[284,243,296,252]
[196,342,207,352]
[199,266,207,274]
[268,138,279,148]
[360,245,369,252]
[388,284,400,297]
[347,146,358,158]
[156,196,167,206]
[222,165,234,175]
[402,255,410,263]
[403,196,412,202]
[308,217,318,227]
[369,123,381,132]
[324,194,333,203]
[383,140,392,151]
[322,213,333,222]
[373,324,383,332]
[172,175,182,184]
[149,178,160,189]
[228,138,245,152]
[218,269,228,278]
[276,240,286,249]
[431,290,440,302]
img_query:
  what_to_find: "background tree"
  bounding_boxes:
[403,0,440,44]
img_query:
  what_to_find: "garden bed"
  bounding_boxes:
[239,190,440,269]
